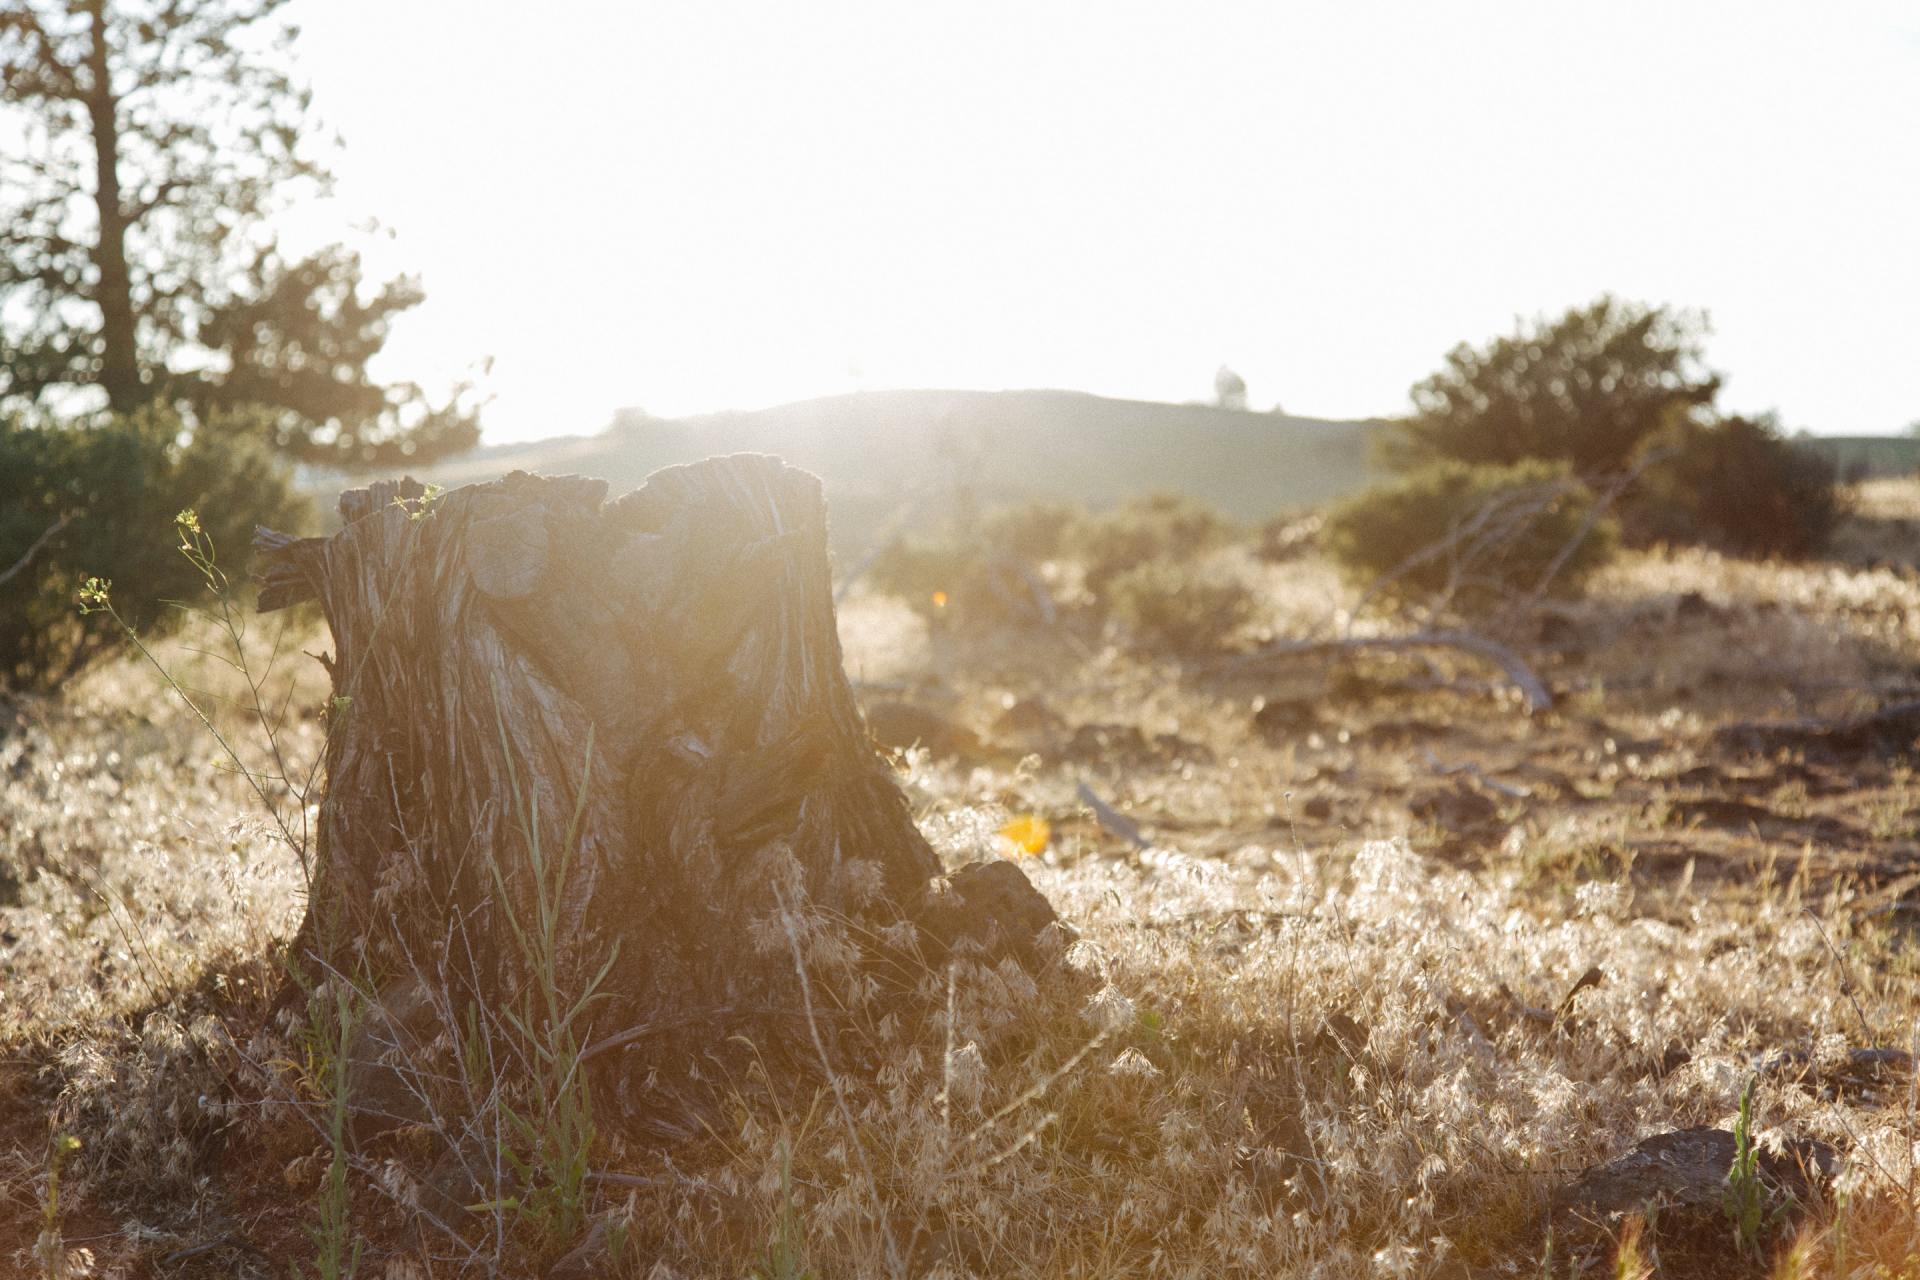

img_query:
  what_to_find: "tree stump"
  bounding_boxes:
[254,456,1060,1114]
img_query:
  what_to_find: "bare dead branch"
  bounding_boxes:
[1344,479,1574,631]
[0,512,73,589]
[1523,447,1671,606]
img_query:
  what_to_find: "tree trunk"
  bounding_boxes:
[83,0,140,412]
[254,456,1059,1097]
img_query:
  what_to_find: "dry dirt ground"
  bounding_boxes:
[3,483,1920,1278]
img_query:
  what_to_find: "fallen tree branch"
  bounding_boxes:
[0,512,73,589]
[1222,629,1554,714]
[1075,780,1151,850]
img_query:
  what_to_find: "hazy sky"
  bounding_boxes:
[286,1,1920,444]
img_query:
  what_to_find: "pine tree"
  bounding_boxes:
[1,0,482,465]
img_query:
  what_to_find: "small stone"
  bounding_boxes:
[1549,1126,1834,1271]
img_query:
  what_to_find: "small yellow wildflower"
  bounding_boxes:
[999,814,1050,857]
[76,577,112,614]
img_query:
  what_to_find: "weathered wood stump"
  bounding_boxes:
[254,456,1059,1114]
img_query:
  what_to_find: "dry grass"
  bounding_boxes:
[0,640,317,1047]
[2,493,1919,1278]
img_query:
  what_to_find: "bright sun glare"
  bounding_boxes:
[284,0,1920,443]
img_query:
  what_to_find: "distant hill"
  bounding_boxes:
[384,388,1382,553]
[1799,435,1920,480]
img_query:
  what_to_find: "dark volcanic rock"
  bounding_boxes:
[1328,666,1392,704]
[1675,590,1720,622]
[991,697,1067,749]
[1550,1126,1834,1275]
[1535,609,1585,648]
[921,859,1066,963]
[1673,796,1776,829]
[862,699,984,760]
[1407,782,1501,832]
[1713,699,1920,763]
[1251,697,1319,743]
